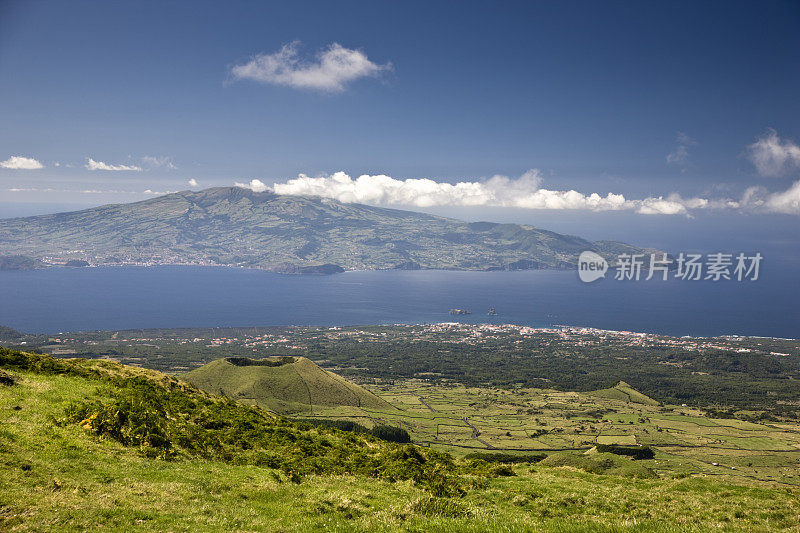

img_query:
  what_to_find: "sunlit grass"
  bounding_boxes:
[3,366,800,531]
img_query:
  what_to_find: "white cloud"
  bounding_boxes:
[85,158,142,171]
[1,155,44,170]
[263,170,800,216]
[230,41,390,92]
[264,170,711,215]
[235,178,270,192]
[188,178,198,187]
[666,132,697,169]
[763,180,800,214]
[142,156,177,169]
[740,181,800,214]
[635,194,710,216]
[666,146,688,165]
[746,129,800,177]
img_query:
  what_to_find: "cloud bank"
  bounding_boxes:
[746,129,800,177]
[265,170,714,215]
[85,158,142,171]
[230,41,390,92]
[1,156,44,170]
[239,170,800,216]
[273,170,630,211]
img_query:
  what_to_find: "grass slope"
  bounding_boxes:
[588,381,661,406]
[185,356,394,414]
[3,349,800,531]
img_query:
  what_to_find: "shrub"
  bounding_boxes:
[294,418,370,434]
[0,369,15,386]
[294,419,411,443]
[225,356,295,367]
[369,424,411,443]
[489,464,516,477]
[464,452,546,464]
[595,444,655,460]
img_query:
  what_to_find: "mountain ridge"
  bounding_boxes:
[0,186,655,272]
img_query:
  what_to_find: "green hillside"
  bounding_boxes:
[0,187,655,272]
[184,356,394,414]
[588,381,661,405]
[3,348,800,531]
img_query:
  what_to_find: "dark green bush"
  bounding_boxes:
[225,356,295,367]
[595,444,655,460]
[294,419,411,443]
[294,418,370,434]
[0,369,15,386]
[369,424,411,443]
[464,452,546,464]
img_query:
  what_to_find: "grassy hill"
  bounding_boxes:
[588,381,661,405]
[184,356,394,414]
[3,348,800,531]
[0,187,654,272]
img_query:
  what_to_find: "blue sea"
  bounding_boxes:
[0,261,796,337]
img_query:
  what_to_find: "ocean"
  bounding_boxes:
[0,261,796,337]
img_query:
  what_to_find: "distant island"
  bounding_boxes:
[0,187,655,273]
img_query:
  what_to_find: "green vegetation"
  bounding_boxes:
[303,380,800,485]
[538,451,658,478]
[0,349,461,489]
[4,348,800,531]
[0,187,652,271]
[463,452,547,464]
[295,419,412,443]
[594,444,656,460]
[0,368,15,386]
[184,356,394,414]
[369,424,413,443]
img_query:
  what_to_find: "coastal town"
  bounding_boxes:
[14,322,798,372]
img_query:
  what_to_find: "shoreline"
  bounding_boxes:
[3,321,797,343]
[3,262,578,274]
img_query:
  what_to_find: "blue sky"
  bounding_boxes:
[1,0,799,230]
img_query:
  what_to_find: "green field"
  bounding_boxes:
[298,380,800,486]
[178,355,800,487]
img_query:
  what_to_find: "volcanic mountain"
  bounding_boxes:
[0,187,653,272]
